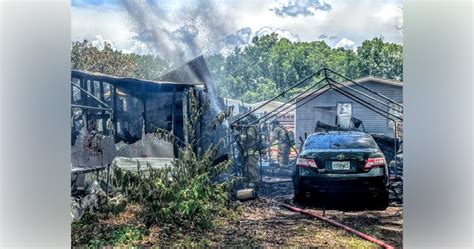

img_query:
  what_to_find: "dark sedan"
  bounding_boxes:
[293,131,389,209]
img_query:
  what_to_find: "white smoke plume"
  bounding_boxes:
[122,0,236,67]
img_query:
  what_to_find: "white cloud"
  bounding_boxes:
[225,0,402,47]
[71,0,403,56]
[89,35,116,50]
[271,0,332,17]
[71,4,134,50]
[255,26,300,42]
[122,40,154,55]
[334,37,355,50]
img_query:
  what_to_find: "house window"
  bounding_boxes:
[388,103,403,138]
[336,102,352,128]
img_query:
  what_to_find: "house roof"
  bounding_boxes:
[223,98,252,107]
[71,70,197,99]
[71,55,214,100]
[353,76,403,87]
[156,55,211,86]
[251,100,295,114]
[71,70,191,86]
[297,75,403,100]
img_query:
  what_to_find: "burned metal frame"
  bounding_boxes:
[71,81,114,138]
[230,68,326,128]
[71,81,115,197]
[326,78,403,122]
[231,68,403,176]
[71,81,113,114]
[247,78,328,126]
[327,77,398,112]
[326,68,403,109]
[232,68,403,129]
[71,70,197,147]
[254,84,331,125]
[268,87,332,124]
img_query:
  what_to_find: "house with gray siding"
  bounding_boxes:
[295,76,403,144]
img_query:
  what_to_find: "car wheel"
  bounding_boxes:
[293,179,307,203]
[372,190,389,210]
[294,190,306,202]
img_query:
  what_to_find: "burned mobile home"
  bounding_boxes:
[71,56,226,191]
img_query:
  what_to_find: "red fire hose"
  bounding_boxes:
[273,200,395,249]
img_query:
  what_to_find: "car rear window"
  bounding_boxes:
[304,133,378,150]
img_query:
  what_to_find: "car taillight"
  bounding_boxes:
[296,157,318,168]
[364,157,385,170]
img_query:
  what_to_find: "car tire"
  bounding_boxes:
[372,190,389,210]
[294,191,306,203]
[293,180,307,203]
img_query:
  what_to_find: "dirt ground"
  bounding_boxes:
[156,197,402,248]
[159,176,403,248]
[73,167,403,248]
[249,169,403,248]
[221,198,401,248]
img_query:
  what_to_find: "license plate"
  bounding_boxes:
[332,161,350,170]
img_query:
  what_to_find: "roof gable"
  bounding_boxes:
[345,76,403,87]
[297,76,402,100]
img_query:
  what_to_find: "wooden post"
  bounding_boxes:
[143,97,147,134]
[182,87,189,145]
[70,82,74,104]
[90,80,96,99]
[171,87,176,135]
[171,88,177,157]
[84,79,91,127]
[112,84,118,140]
[80,78,87,105]
[99,81,107,133]
[99,81,105,101]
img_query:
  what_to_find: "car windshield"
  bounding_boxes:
[304,133,377,150]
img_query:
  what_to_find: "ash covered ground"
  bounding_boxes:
[247,165,404,248]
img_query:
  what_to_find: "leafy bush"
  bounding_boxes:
[111,89,234,229]
[72,214,148,248]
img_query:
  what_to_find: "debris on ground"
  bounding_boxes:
[72,165,403,248]
[72,197,401,248]
[71,180,107,221]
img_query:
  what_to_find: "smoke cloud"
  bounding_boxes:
[224,27,253,47]
[272,0,332,18]
[122,0,236,66]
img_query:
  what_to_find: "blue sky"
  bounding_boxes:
[72,0,403,56]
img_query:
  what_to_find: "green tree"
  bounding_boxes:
[208,34,403,103]
[132,54,169,80]
[357,37,403,80]
[71,40,169,80]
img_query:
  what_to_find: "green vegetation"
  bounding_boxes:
[71,40,169,79]
[71,210,149,247]
[72,35,402,104]
[70,34,402,247]
[206,35,402,103]
[72,90,235,247]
